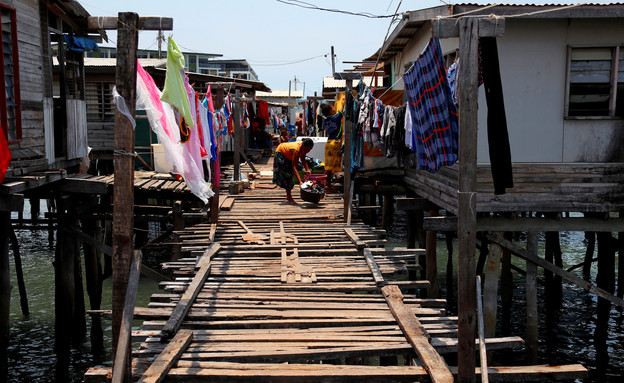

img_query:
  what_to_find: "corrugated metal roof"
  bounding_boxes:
[83,58,167,68]
[323,76,381,88]
[365,2,624,62]
[256,90,304,98]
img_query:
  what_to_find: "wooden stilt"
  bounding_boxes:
[55,196,75,383]
[500,231,513,336]
[73,209,87,339]
[426,209,439,298]
[525,231,538,364]
[618,212,624,301]
[8,225,28,316]
[483,232,503,340]
[0,211,9,377]
[445,230,455,312]
[595,232,616,366]
[82,218,104,353]
[30,198,40,222]
[583,230,596,281]
[381,194,394,230]
[545,226,563,307]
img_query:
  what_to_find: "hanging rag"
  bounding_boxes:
[480,37,513,195]
[404,38,458,172]
[161,36,194,129]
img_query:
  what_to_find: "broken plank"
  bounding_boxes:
[382,284,454,383]
[364,248,386,286]
[138,329,193,383]
[160,243,221,340]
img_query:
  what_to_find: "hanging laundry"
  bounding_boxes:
[136,62,213,203]
[480,37,513,195]
[447,60,459,105]
[404,38,458,173]
[161,36,194,129]
[257,100,270,127]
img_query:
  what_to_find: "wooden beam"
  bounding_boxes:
[138,330,193,383]
[88,16,173,31]
[423,216,624,232]
[483,233,502,339]
[233,90,241,182]
[395,197,437,212]
[0,194,24,212]
[525,232,538,363]
[344,227,366,250]
[112,250,142,383]
[456,16,479,383]
[333,72,362,81]
[160,243,221,340]
[487,233,624,308]
[432,17,505,38]
[382,285,454,383]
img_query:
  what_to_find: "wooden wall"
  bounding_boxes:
[3,0,46,176]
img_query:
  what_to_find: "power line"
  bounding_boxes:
[250,54,328,67]
[275,0,401,18]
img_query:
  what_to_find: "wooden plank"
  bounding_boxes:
[432,16,505,38]
[138,330,193,383]
[160,243,221,340]
[88,16,173,30]
[483,233,502,338]
[344,227,366,250]
[487,233,624,308]
[424,216,624,232]
[456,16,479,383]
[111,250,142,383]
[364,249,386,286]
[220,197,236,211]
[381,284,453,383]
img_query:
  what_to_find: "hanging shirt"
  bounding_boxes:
[160,36,194,128]
[404,38,458,172]
[322,112,343,140]
[404,102,414,151]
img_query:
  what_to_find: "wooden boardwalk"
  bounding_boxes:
[86,159,588,382]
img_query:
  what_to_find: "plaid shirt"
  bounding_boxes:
[404,38,459,172]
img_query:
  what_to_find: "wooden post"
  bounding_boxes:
[525,231,538,363]
[0,211,9,377]
[55,196,76,383]
[8,226,28,316]
[233,89,241,182]
[425,209,439,298]
[381,194,394,229]
[483,232,503,339]
[82,218,104,353]
[342,78,353,222]
[595,232,616,366]
[456,17,479,383]
[171,200,183,261]
[111,12,139,382]
[500,231,513,336]
[210,86,224,224]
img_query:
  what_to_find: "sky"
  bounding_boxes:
[79,0,616,96]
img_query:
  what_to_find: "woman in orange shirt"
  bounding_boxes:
[273,138,314,204]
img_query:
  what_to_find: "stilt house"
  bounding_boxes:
[367,3,624,218]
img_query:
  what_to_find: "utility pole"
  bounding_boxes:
[331,46,335,75]
[157,30,163,59]
[293,76,297,90]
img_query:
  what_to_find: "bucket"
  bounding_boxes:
[305,174,327,188]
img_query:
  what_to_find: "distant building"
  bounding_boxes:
[85,47,260,81]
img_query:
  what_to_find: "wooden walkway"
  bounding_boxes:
[86,160,588,382]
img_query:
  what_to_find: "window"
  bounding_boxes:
[566,46,623,117]
[0,4,21,142]
[86,82,114,122]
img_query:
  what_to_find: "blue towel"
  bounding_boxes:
[64,36,99,52]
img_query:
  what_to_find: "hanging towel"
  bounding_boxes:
[404,38,458,172]
[136,62,213,203]
[480,37,513,195]
[161,36,194,129]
